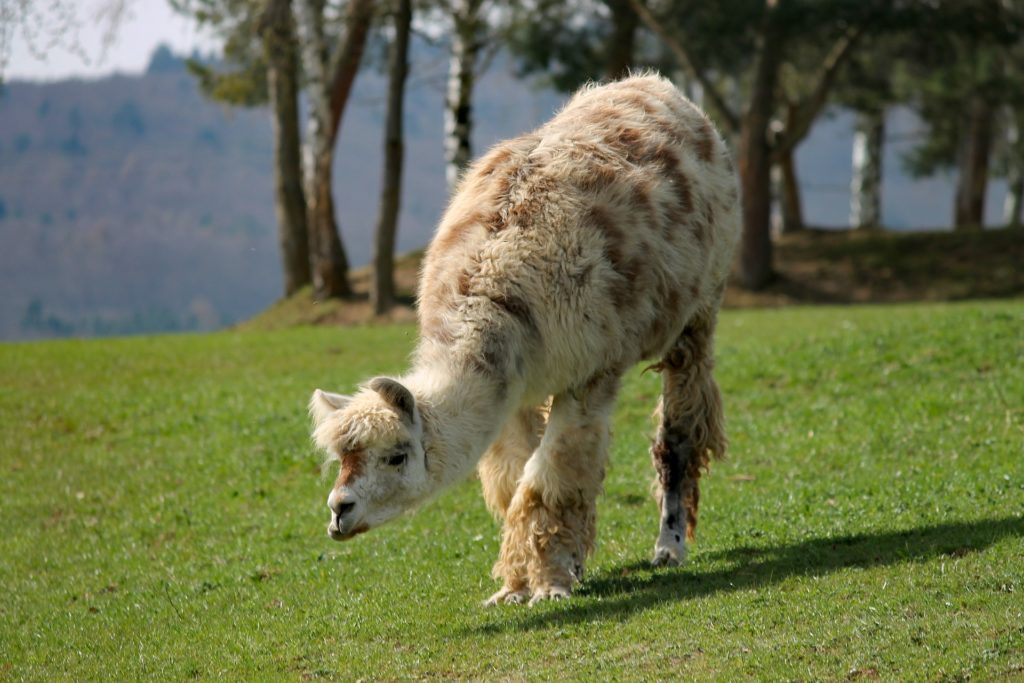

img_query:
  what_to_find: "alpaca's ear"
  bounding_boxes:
[309,389,351,425]
[368,377,416,423]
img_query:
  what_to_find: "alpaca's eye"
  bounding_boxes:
[387,452,407,467]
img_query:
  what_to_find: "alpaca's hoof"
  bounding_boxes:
[651,549,681,567]
[483,586,530,607]
[652,541,688,568]
[528,585,571,606]
[652,529,688,568]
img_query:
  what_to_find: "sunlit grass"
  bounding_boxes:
[2,300,1022,680]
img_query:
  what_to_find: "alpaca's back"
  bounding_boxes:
[417,75,740,403]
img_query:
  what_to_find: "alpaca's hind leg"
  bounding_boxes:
[479,407,546,606]
[651,309,727,567]
[491,372,619,605]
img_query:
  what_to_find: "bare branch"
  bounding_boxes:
[773,24,866,159]
[95,0,130,61]
[626,0,740,134]
[0,0,133,79]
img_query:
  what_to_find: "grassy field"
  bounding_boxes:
[2,300,1022,680]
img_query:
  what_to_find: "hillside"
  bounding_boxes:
[2,301,1022,679]
[242,228,1024,331]
[0,45,562,340]
[0,45,1015,341]
[0,58,281,339]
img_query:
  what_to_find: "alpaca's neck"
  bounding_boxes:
[404,362,516,492]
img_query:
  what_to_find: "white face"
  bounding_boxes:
[310,379,429,541]
[324,426,430,540]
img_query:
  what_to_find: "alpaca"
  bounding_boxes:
[310,74,740,605]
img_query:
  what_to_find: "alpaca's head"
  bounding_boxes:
[309,378,429,541]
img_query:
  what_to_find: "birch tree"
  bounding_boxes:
[850,109,884,229]
[1003,109,1024,227]
[997,27,1024,228]
[837,44,898,231]
[297,0,376,299]
[444,0,484,193]
[181,0,376,298]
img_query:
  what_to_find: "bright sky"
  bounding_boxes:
[5,0,219,81]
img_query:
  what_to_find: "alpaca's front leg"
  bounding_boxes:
[503,474,598,604]
[491,375,618,605]
[480,407,545,606]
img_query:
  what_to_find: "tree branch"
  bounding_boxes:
[327,0,377,141]
[626,0,740,134]
[257,0,289,37]
[773,24,866,159]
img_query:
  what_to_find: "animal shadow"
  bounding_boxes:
[475,516,1023,633]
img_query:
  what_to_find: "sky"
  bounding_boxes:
[4,0,219,81]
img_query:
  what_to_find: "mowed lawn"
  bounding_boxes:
[1,301,1022,681]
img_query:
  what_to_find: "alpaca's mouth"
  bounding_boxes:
[327,520,370,541]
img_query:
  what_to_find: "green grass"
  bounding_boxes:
[2,301,1022,681]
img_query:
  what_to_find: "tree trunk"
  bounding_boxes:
[954,94,994,231]
[1003,110,1023,228]
[371,0,411,315]
[738,1,783,290]
[777,148,804,233]
[298,0,375,300]
[259,0,310,295]
[1006,172,1024,229]
[850,107,884,230]
[307,150,350,298]
[605,0,640,80]
[445,0,482,194]
[299,0,350,299]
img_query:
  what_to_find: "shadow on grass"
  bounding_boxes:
[474,516,1022,633]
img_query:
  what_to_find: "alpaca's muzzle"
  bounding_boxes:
[327,492,364,540]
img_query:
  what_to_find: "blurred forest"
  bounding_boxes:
[1,0,1022,339]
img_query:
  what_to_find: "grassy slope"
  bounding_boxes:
[2,301,1022,681]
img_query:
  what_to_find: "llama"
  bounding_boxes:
[310,74,740,605]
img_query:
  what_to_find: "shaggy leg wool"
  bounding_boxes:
[488,374,618,605]
[478,407,546,519]
[479,407,546,606]
[650,307,727,567]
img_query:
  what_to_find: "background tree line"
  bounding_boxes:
[175,0,1024,304]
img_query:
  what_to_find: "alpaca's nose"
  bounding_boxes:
[327,490,361,540]
[333,501,356,518]
[328,487,357,516]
